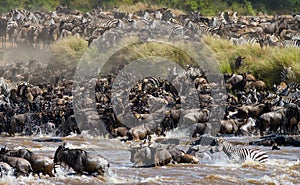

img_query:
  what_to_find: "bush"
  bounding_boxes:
[49,36,88,71]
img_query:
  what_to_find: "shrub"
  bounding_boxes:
[49,36,88,71]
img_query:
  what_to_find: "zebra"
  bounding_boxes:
[280,67,295,83]
[210,138,269,163]
[185,20,213,36]
[282,38,300,48]
[161,9,176,22]
[0,77,29,98]
[231,36,259,46]
[99,18,122,29]
[144,77,162,88]
[169,24,186,40]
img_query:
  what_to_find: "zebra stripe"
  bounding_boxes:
[162,9,176,22]
[99,18,120,29]
[288,82,300,91]
[186,21,212,36]
[212,139,269,163]
[280,67,295,82]
[0,78,29,97]
[147,77,161,87]
[266,93,281,105]
[231,37,259,46]
[169,24,187,40]
[0,77,9,96]
[282,39,300,48]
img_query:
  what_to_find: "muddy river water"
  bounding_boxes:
[0,132,299,185]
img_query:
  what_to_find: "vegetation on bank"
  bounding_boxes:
[1,0,300,15]
[202,36,300,87]
[49,35,88,70]
[51,35,300,89]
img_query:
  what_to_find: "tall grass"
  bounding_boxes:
[50,35,300,89]
[50,36,88,70]
[203,36,300,87]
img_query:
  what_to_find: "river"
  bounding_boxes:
[0,131,299,185]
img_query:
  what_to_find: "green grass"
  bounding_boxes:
[203,36,300,88]
[50,35,300,89]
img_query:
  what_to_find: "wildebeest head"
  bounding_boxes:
[0,146,8,154]
[129,144,153,167]
[53,144,65,164]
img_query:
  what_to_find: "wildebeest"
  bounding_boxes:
[219,119,240,135]
[0,154,33,176]
[257,108,287,136]
[127,125,150,142]
[151,143,173,166]
[237,103,270,119]
[54,143,109,176]
[5,148,54,177]
[244,80,266,92]
[112,126,129,137]
[225,74,245,91]
[191,122,207,137]
[129,142,199,167]
[0,17,7,48]
[129,143,155,167]
[166,145,199,164]
[57,115,81,136]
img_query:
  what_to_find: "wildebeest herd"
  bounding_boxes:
[0,5,299,179]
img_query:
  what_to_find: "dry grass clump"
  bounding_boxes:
[50,36,88,70]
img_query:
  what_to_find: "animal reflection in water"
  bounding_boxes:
[210,138,269,163]
[53,143,110,176]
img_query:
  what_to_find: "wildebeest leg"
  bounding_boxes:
[53,164,58,173]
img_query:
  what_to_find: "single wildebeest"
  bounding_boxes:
[191,122,209,137]
[57,115,81,136]
[112,126,129,137]
[219,119,240,135]
[225,74,245,91]
[54,144,109,176]
[6,148,54,177]
[129,143,154,167]
[129,143,172,167]
[151,143,173,166]
[182,109,210,126]
[237,103,270,119]
[166,145,199,164]
[257,108,287,136]
[0,154,33,176]
[235,56,245,71]
[127,125,150,141]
